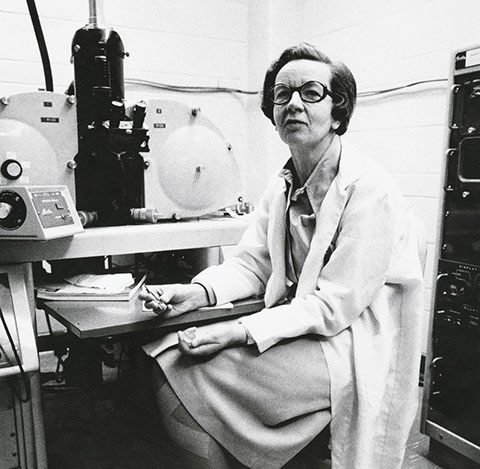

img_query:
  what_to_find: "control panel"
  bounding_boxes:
[435,260,480,332]
[0,185,83,240]
[423,45,480,465]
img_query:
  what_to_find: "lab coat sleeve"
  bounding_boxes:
[192,179,277,305]
[240,185,399,352]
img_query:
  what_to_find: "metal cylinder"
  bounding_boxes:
[130,207,160,224]
[77,210,98,227]
[89,0,105,27]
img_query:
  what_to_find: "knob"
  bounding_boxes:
[1,159,23,180]
[0,202,12,219]
[470,85,480,99]
[110,100,124,129]
[0,190,26,230]
[447,281,467,298]
[133,101,147,128]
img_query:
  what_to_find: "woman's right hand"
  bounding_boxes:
[139,283,209,319]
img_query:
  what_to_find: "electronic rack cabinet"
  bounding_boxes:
[422,45,480,467]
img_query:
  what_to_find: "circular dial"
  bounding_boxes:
[0,190,27,230]
[1,159,23,180]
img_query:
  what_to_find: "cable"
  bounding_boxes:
[0,305,31,403]
[125,78,259,95]
[21,1,447,101]
[126,77,448,99]
[26,0,54,92]
[358,78,448,98]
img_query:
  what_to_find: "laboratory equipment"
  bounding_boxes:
[142,99,241,220]
[0,185,83,240]
[0,92,77,196]
[70,2,150,226]
[0,0,243,237]
[422,44,480,466]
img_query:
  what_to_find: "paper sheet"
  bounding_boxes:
[64,273,134,293]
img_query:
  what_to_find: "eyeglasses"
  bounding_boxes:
[268,81,334,105]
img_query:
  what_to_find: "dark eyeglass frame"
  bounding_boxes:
[268,80,335,105]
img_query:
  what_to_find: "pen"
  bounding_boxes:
[143,284,163,302]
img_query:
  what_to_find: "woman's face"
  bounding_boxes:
[273,59,340,153]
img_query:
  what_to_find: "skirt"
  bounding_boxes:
[155,334,331,469]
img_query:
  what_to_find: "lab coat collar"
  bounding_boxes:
[278,135,342,215]
[335,138,367,191]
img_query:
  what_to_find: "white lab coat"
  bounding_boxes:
[194,140,425,469]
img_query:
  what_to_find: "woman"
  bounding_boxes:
[140,43,424,469]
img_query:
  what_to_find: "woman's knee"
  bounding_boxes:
[152,364,237,468]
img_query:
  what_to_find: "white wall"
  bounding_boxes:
[2,0,478,353]
[301,0,480,351]
[243,0,480,354]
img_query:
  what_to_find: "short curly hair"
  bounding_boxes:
[261,43,357,136]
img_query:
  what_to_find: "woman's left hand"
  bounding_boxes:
[177,320,247,356]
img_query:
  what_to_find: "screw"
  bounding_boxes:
[0,96,10,106]
[67,160,77,169]
[66,95,76,105]
[191,107,201,117]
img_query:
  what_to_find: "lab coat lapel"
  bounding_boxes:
[296,177,346,296]
[265,182,289,307]
[297,142,363,296]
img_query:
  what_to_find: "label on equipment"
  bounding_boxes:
[40,117,59,123]
[466,47,480,68]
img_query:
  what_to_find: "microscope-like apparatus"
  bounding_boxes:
[0,2,248,467]
[0,0,243,240]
